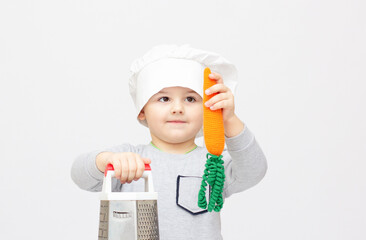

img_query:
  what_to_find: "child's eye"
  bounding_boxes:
[185,96,196,103]
[158,97,170,102]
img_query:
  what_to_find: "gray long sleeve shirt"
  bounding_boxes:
[71,125,267,240]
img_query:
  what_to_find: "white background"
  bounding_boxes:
[1,0,365,239]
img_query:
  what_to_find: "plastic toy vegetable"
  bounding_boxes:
[198,67,226,212]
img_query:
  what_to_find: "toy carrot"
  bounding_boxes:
[198,67,226,212]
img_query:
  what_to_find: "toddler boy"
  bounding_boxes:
[71,44,267,240]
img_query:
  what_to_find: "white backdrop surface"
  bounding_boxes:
[0,0,365,239]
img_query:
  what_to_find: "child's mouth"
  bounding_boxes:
[167,121,186,124]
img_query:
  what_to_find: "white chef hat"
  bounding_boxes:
[128,44,238,138]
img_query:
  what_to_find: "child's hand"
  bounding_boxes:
[203,72,245,138]
[96,152,151,184]
[203,72,235,123]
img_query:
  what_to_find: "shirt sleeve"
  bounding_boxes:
[222,124,268,198]
[70,144,133,192]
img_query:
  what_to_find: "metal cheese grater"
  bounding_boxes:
[98,163,160,240]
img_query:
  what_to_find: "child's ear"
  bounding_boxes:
[138,110,146,121]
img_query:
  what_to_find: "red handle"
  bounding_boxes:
[104,163,151,177]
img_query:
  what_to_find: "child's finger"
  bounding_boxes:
[134,155,146,180]
[111,156,122,180]
[205,83,230,95]
[209,99,230,111]
[208,72,223,84]
[142,158,151,164]
[127,156,137,183]
[204,92,228,108]
[120,156,129,183]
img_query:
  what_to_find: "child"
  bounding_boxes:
[71,44,267,240]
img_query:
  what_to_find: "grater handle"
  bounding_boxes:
[102,163,154,194]
[104,163,151,176]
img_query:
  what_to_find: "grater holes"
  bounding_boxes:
[137,201,159,240]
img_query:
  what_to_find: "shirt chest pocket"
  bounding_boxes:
[176,175,211,215]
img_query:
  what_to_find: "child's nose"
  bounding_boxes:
[171,102,184,114]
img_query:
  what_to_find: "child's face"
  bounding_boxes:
[138,87,203,144]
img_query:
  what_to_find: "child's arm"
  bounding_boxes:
[71,149,109,192]
[70,144,150,191]
[222,124,267,198]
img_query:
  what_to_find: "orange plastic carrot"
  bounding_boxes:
[203,67,225,156]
